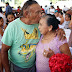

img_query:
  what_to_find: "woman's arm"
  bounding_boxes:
[60,17,64,25]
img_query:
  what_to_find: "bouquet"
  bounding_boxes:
[49,53,72,72]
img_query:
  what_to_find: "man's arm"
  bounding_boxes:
[1,43,11,72]
[60,43,71,59]
[55,28,66,41]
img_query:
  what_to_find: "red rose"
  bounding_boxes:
[49,53,72,72]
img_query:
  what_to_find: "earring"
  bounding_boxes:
[49,29,51,32]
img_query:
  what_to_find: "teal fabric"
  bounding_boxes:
[1,18,41,68]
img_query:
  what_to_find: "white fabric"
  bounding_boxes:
[64,29,71,42]
[44,7,48,14]
[59,21,70,29]
[69,47,72,55]
[56,17,61,21]
[49,8,55,15]
[64,21,70,29]
[63,6,69,11]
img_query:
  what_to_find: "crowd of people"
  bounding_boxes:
[42,4,72,47]
[0,0,72,72]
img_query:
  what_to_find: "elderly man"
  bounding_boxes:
[1,0,65,72]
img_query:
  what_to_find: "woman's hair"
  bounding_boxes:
[59,11,63,15]
[20,0,38,16]
[0,7,2,13]
[7,12,15,18]
[50,6,54,8]
[7,12,15,22]
[42,14,60,30]
[65,13,71,20]
[0,17,3,20]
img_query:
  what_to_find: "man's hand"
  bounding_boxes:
[55,28,66,41]
[43,48,55,58]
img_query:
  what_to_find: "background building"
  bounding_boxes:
[0,0,72,11]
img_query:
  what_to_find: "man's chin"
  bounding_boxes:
[34,22,39,24]
[35,21,39,24]
[38,21,39,23]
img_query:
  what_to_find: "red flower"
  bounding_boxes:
[49,53,72,72]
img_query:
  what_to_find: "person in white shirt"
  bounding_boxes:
[58,12,65,29]
[59,13,71,29]
[44,5,48,14]
[59,12,64,25]
[63,5,69,12]
[49,6,55,15]
[64,13,71,29]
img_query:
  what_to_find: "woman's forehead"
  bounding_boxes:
[40,18,47,23]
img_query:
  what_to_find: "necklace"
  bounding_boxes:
[42,33,55,40]
[42,37,49,40]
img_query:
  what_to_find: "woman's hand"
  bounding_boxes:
[55,28,66,41]
[43,48,55,58]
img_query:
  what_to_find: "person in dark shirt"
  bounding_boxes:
[5,2,12,17]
